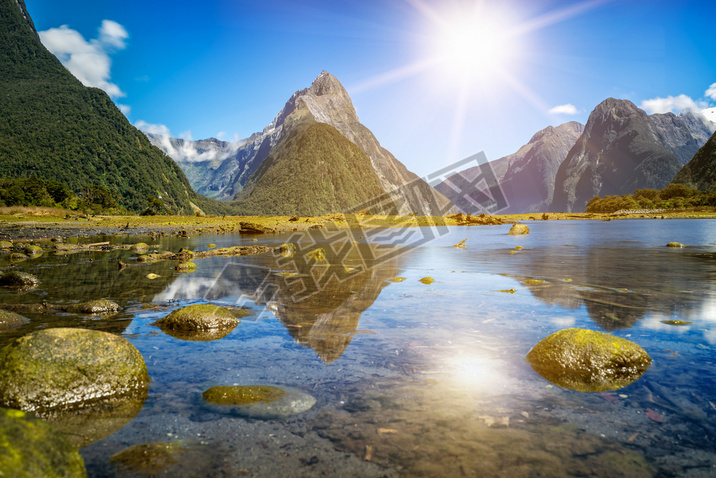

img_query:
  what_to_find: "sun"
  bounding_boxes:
[428,3,518,85]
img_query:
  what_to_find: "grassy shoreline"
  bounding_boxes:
[0,207,714,242]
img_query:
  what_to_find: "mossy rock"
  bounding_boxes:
[665,242,684,248]
[0,309,28,330]
[202,385,316,419]
[0,241,13,249]
[9,253,28,262]
[129,243,149,253]
[508,224,530,235]
[278,243,296,258]
[0,328,150,412]
[152,304,239,341]
[306,248,326,263]
[0,407,87,478]
[110,441,189,474]
[240,221,275,234]
[63,300,120,314]
[19,245,43,258]
[388,277,406,283]
[206,243,216,249]
[0,271,39,289]
[175,261,197,273]
[419,277,435,285]
[174,248,194,262]
[136,253,164,263]
[526,328,651,392]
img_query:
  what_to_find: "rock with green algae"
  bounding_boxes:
[419,277,435,285]
[0,240,13,249]
[508,224,530,235]
[526,328,651,392]
[10,252,28,262]
[277,242,296,258]
[110,441,189,474]
[0,309,28,330]
[0,328,149,412]
[388,277,406,283]
[151,304,239,341]
[202,385,316,419]
[666,242,684,248]
[0,407,87,478]
[129,242,149,253]
[136,251,174,263]
[62,300,120,314]
[174,261,197,273]
[18,244,43,257]
[0,271,39,289]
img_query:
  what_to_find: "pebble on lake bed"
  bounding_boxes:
[152,304,240,341]
[0,309,28,330]
[202,385,316,419]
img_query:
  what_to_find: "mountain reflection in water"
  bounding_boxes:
[153,244,400,363]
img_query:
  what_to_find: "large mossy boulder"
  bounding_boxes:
[0,271,39,289]
[0,309,28,330]
[151,304,240,341]
[0,407,87,477]
[202,385,316,419]
[0,328,149,412]
[526,328,651,392]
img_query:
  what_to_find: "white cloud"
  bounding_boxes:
[39,20,128,99]
[548,104,578,115]
[117,104,131,116]
[135,121,243,163]
[706,83,716,101]
[640,94,703,114]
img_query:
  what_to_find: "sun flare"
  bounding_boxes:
[427,3,518,85]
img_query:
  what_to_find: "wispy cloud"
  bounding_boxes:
[706,83,716,101]
[39,20,128,99]
[135,121,243,163]
[548,103,578,115]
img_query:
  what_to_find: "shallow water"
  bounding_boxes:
[2,219,716,477]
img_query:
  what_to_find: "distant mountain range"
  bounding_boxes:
[438,98,714,214]
[148,71,455,216]
[0,0,224,214]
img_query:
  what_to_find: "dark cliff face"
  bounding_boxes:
[550,98,707,213]
[435,122,583,214]
[152,71,455,215]
[672,129,716,190]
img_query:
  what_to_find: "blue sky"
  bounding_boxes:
[26,0,716,177]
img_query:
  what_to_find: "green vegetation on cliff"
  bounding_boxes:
[671,129,716,191]
[231,122,386,215]
[0,0,226,215]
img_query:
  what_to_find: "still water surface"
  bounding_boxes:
[1,219,716,477]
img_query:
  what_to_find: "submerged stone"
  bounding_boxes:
[306,248,326,263]
[0,407,87,477]
[110,441,189,474]
[10,252,28,262]
[175,261,197,273]
[666,242,684,248]
[388,277,406,283]
[0,309,28,330]
[419,277,435,285]
[152,304,239,341]
[0,328,150,412]
[278,243,296,258]
[661,320,692,326]
[508,224,530,236]
[18,244,43,257]
[202,385,316,419]
[526,328,651,392]
[64,300,120,314]
[0,271,39,289]
[0,240,13,249]
[130,243,149,253]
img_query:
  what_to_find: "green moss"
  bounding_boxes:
[526,328,651,392]
[0,328,149,412]
[666,242,684,248]
[419,277,434,285]
[9,253,27,262]
[306,248,326,263]
[207,243,216,249]
[0,408,87,477]
[202,385,287,407]
[0,241,13,249]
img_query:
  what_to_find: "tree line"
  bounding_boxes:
[585,183,716,213]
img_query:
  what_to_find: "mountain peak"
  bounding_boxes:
[308,70,345,96]
[590,98,645,123]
